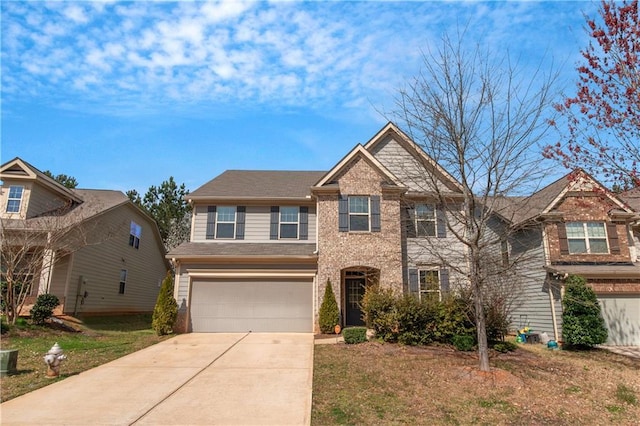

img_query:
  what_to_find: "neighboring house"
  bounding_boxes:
[168,123,640,345]
[169,123,469,333]
[1,158,169,316]
[503,171,640,345]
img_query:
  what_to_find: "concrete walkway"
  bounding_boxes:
[1,333,314,425]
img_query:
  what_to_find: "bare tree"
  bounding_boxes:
[1,209,119,324]
[392,33,558,371]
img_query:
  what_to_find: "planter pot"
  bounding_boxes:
[0,349,18,376]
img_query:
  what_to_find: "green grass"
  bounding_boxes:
[615,384,638,406]
[1,314,169,402]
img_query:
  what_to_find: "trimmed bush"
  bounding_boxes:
[492,341,518,353]
[318,280,340,334]
[433,296,474,344]
[562,275,608,348]
[152,271,178,336]
[361,285,397,341]
[343,326,367,344]
[395,295,434,345]
[30,294,60,325]
[452,334,475,351]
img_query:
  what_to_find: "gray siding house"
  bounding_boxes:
[1,158,169,316]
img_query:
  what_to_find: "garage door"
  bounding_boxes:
[598,295,640,346]
[190,279,313,332]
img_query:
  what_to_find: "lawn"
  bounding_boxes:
[312,341,640,425]
[1,314,169,402]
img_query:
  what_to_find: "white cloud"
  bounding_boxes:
[63,4,89,24]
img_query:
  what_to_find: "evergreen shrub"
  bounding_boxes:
[318,280,340,334]
[152,271,178,336]
[343,326,367,344]
[562,274,608,348]
[30,294,60,325]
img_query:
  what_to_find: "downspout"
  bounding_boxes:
[548,280,559,341]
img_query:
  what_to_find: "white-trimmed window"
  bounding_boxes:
[6,186,24,213]
[349,196,370,232]
[129,221,142,249]
[566,222,608,254]
[119,269,127,294]
[419,269,440,303]
[280,206,299,239]
[415,203,436,237]
[216,206,236,239]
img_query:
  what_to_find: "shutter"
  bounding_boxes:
[339,195,349,232]
[299,206,308,240]
[270,206,279,240]
[557,223,569,255]
[235,206,245,240]
[408,268,419,297]
[406,206,417,238]
[371,195,381,232]
[206,206,216,239]
[439,268,450,294]
[607,222,620,254]
[436,205,447,238]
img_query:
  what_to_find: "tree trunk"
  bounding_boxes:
[473,281,490,371]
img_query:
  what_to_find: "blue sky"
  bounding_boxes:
[1,1,599,194]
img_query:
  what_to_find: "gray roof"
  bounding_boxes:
[621,187,640,212]
[189,170,327,200]
[167,242,317,258]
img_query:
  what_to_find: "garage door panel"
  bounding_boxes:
[598,295,640,346]
[191,279,313,333]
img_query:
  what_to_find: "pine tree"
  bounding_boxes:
[152,271,178,336]
[562,275,608,348]
[318,280,340,334]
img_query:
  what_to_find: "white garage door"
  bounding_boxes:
[598,295,640,346]
[190,279,313,332]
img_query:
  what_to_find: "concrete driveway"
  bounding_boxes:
[1,333,314,425]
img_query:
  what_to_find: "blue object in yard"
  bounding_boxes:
[547,340,559,349]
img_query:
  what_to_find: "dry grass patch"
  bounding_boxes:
[312,342,639,425]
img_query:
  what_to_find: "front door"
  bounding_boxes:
[345,277,367,326]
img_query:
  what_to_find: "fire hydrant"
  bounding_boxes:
[44,343,66,378]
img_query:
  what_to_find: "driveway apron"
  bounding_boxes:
[0,333,314,425]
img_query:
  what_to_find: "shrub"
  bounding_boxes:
[30,294,60,325]
[452,334,475,351]
[492,341,518,353]
[152,271,178,336]
[433,296,474,344]
[562,275,608,348]
[484,296,511,343]
[395,295,435,345]
[1,319,9,334]
[361,285,398,341]
[318,280,340,334]
[343,326,367,344]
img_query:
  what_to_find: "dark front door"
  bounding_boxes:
[345,277,367,326]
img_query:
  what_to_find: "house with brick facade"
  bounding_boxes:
[168,124,640,345]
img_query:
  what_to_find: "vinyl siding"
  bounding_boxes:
[25,182,69,219]
[65,204,167,314]
[49,253,72,309]
[191,204,316,242]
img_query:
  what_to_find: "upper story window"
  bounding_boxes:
[6,186,24,213]
[280,206,299,239]
[566,222,608,254]
[415,203,436,237]
[216,206,236,239]
[349,196,370,232]
[129,221,141,249]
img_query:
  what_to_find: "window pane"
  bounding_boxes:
[568,239,587,254]
[417,220,436,237]
[216,223,235,238]
[586,222,606,238]
[6,200,20,213]
[280,206,299,223]
[419,270,439,291]
[350,215,369,231]
[349,197,369,214]
[280,223,298,239]
[8,186,23,199]
[565,223,585,238]
[217,206,236,222]
[120,270,127,281]
[589,238,608,253]
[415,204,435,219]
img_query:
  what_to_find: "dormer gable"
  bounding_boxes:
[1,157,83,219]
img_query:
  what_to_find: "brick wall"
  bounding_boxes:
[316,157,404,329]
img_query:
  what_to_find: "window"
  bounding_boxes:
[419,269,440,303]
[349,196,370,231]
[216,206,236,239]
[119,269,127,294]
[129,221,141,249]
[566,222,608,254]
[6,186,24,213]
[501,239,510,268]
[280,206,299,239]
[415,203,436,237]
